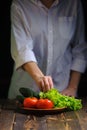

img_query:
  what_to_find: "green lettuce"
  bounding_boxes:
[39,88,82,111]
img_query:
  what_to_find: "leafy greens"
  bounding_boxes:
[39,88,82,110]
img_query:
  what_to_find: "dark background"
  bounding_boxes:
[0,0,13,98]
[0,0,87,99]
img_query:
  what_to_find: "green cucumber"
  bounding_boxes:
[19,87,39,98]
[16,95,25,104]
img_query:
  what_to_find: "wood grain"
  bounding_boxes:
[0,99,87,130]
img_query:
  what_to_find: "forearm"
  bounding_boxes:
[22,61,53,92]
[61,70,81,97]
[68,70,81,89]
[23,61,44,81]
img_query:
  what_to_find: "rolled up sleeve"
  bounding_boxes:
[11,3,37,70]
[71,1,87,73]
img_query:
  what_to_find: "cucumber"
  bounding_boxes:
[19,87,39,98]
[16,95,25,104]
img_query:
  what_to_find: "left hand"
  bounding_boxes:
[61,87,77,97]
[61,71,81,97]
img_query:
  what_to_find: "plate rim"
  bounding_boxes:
[18,106,67,111]
[16,102,67,114]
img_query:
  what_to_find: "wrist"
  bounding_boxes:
[68,84,78,90]
[33,73,44,82]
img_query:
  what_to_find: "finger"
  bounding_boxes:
[39,79,45,91]
[41,77,49,91]
[38,77,47,92]
[40,79,49,92]
[47,76,54,89]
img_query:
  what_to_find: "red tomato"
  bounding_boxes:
[36,99,54,109]
[23,97,38,108]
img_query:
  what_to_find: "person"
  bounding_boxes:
[8,0,87,99]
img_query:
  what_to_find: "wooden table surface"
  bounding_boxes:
[0,97,87,130]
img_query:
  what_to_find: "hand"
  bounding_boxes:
[61,87,77,97]
[23,62,54,92]
[61,71,81,97]
[35,76,54,92]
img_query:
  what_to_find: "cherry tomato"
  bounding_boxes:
[23,97,38,108]
[36,99,54,109]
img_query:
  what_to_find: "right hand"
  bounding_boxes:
[35,76,54,92]
[23,62,54,92]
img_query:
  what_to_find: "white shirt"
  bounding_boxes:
[8,0,87,99]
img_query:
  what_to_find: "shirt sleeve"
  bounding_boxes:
[71,0,87,73]
[11,2,37,70]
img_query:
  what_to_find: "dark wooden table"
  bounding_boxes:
[0,97,87,130]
